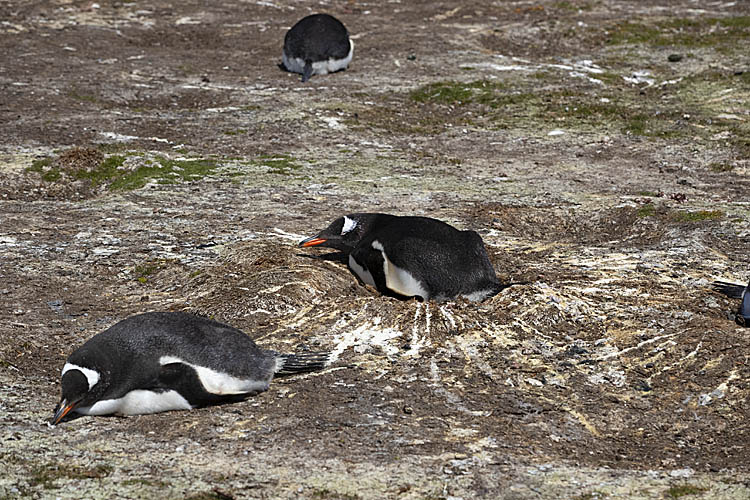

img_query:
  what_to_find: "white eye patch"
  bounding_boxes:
[341,216,357,235]
[62,363,101,390]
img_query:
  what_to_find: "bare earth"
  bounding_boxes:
[1,0,749,498]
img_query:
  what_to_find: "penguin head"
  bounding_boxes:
[51,362,107,425]
[738,281,750,327]
[299,213,378,253]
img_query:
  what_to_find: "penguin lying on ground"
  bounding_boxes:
[281,13,354,82]
[712,279,750,327]
[299,213,507,302]
[51,312,328,425]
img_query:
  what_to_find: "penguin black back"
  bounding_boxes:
[282,13,353,82]
[69,312,279,389]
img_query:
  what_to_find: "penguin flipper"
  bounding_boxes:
[302,61,313,82]
[350,244,390,296]
[712,280,746,299]
[157,363,254,406]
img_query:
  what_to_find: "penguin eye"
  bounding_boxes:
[341,216,357,235]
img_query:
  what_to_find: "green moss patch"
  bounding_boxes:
[133,258,181,284]
[67,88,99,104]
[553,1,592,12]
[608,16,750,50]
[709,163,734,172]
[410,80,508,106]
[541,92,685,137]
[312,488,361,500]
[30,464,112,489]
[26,148,220,192]
[109,156,218,190]
[27,148,115,187]
[636,204,657,218]
[636,204,723,223]
[121,478,169,487]
[351,80,533,134]
[401,79,687,136]
[223,129,247,136]
[672,71,750,157]
[665,483,708,498]
[253,154,301,175]
[134,261,161,283]
[184,492,234,500]
[671,210,723,223]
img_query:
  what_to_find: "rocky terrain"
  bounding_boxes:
[1,0,749,498]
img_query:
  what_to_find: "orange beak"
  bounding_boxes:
[51,399,77,425]
[299,237,327,247]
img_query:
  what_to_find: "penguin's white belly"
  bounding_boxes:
[81,390,192,416]
[283,40,354,76]
[371,240,429,300]
[159,356,270,395]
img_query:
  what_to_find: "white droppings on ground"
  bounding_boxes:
[329,317,404,362]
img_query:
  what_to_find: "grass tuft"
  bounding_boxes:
[665,484,708,498]
[671,210,723,222]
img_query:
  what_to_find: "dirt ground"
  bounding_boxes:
[1,0,749,498]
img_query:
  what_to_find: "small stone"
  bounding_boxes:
[47,300,64,313]
[634,380,652,392]
[525,377,543,387]
[403,406,413,414]
[668,54,682,62]
[566,345,588,356]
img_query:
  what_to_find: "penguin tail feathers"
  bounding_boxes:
[276,352,329,376]
[302,61,313,82]
[712,280,746,299]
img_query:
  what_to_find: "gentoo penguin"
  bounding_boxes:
[299,213,506,302]
[281,13,354,83]
[712,279,750,327]
[51,312,328,425]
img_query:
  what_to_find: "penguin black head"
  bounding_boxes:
[299,213,380,253]
[712,279,750,328]
[738,280,750,327]
[51,363,107,425]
